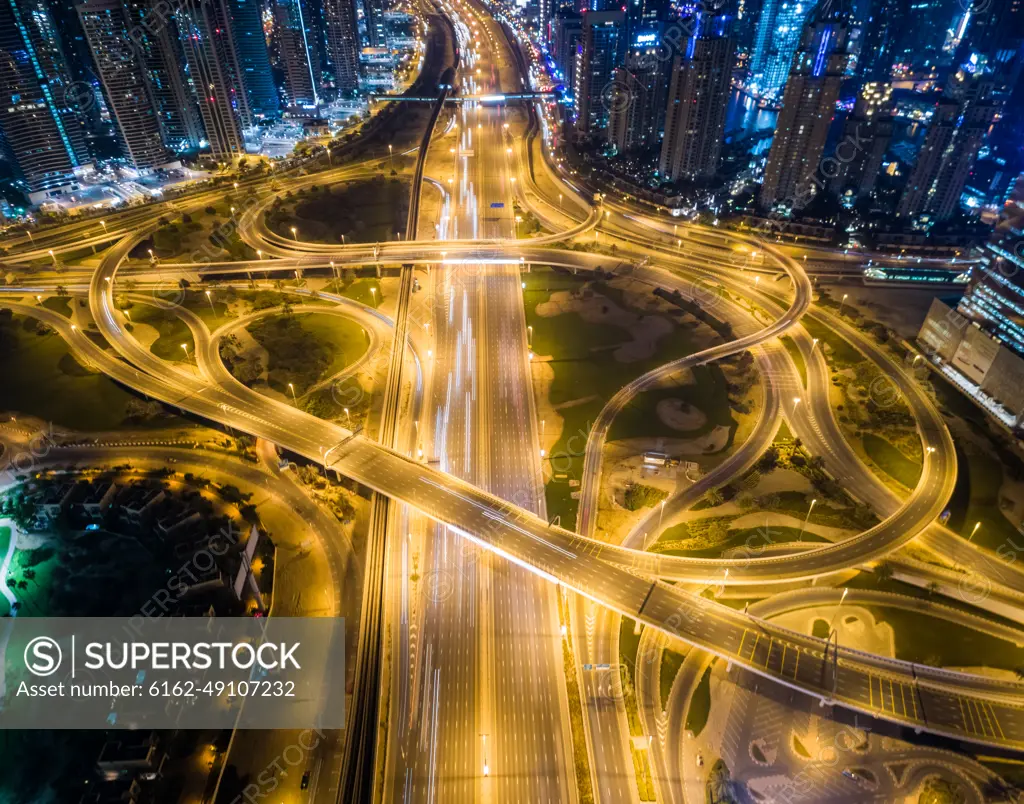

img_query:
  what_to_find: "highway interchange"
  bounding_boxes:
[5,0,1024,800]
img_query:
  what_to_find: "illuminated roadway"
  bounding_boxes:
[5,4,1024,762]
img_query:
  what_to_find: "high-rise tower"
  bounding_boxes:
[228,0,280,119]
[323,0,359,94]
[759,3,850,209]
[76,0,169,169]
[658,9,736,180]
[897,60,1000,220]
[573,9,626,135]
[0,0,91,200]
[176,0,247,161]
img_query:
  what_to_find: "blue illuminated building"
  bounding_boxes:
[0,0,91,200]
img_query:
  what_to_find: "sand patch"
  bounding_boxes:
[534,286,675,363]
[656,398,707,432]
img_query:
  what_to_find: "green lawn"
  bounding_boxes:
[868,607,1024,671]
[178,289,235,329]
[0,315,174,430]
[945,444,1022,551]
[862,432,922,489]
[609,365,737,443]
[802,315,863,368]
[124,303,196,362]
[686,665,712,737]
[526,270,705,528]
[247,312,370,396]
[40,297,72,317]
[660,649,685,710]
[267,177,410,244]
[780,335,806,387]
[650,521,827,559]
[325,277,385,308]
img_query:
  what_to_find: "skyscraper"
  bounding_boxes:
[322,0,359,94]
[748,0,814,101]
[0,0,91,200]
[828,81,893,199]
[658,10,735,180]
[228,0,280,119]
[897,60,1000,220]
[550,9,583,88]
[77,0,170,169]
[363,0,386,48]
[759,2,850,209]
[176,0,247,161]
[573,8,626,136]
[607,36,668,153]
[854,0,897,80]
[123,0,204,150]
[272,0,320,106]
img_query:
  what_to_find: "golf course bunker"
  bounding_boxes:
[656,398,708,431]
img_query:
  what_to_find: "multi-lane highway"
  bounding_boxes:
[7,5,1024,800]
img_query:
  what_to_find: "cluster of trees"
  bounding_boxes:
[623,482,667,511]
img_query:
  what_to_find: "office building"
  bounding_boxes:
[897,59,1000,220]
[658,10,735,180]
[573,8,626,136]
[919,207,1024,426]
[607,36,668,153]
[828,81,893,199]
[175,0,247,161]
[759,3,851,209]
[748,0,814,101]
[323,0,360,94]
[76,0,170,169]
[0,0,91,200]
[228,0,280,119]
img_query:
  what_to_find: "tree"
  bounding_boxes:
[875,562,894,582]
[756,446,780,473]
[702,488,724,508]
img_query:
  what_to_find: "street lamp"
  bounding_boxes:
[288,382,297,404]
[48,249,56,265]
[792,396,802,411]
[370,286,377,305]
[180,343,189,361]
[256,249,263,260]
[291,226,298,240]
[100,220,107,233]
[205,289,214,312]
[969,521,981,542]
[839,293,849,315]
[388,143,394,171]
[799,498,817,537]
[826,587,849,635]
